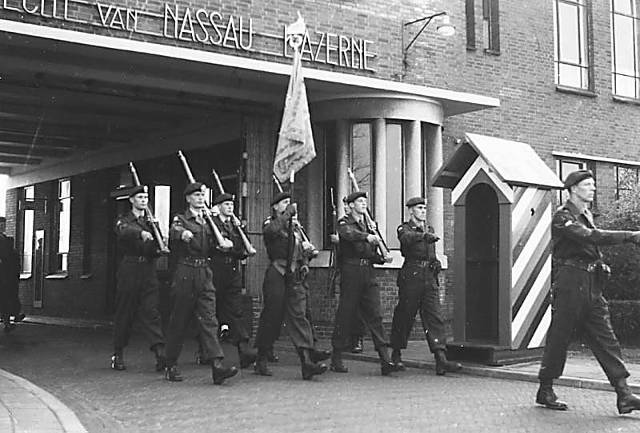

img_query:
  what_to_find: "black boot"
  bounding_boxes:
[152,344,166,372]
[434,350,462,376]
[266,347,279,363]
[351,336,364,353]
[254,348,273,376]
[2,314,15,333]
[111,350,126,371]
[615,378,640,414]
[378,347,400,376]
[330,350,348,373]
[164,365,183,382]
[237,341,258,369]
[391,348,406,372]
[297,348,328,380]
[536,380,568,410]
[211,358,238,385]
[310,348,332,363]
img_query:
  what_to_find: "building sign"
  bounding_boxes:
[1,0,376,71]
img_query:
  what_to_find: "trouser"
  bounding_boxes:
[254,265,314,350]
[331,263,389,351]
[212,261,250,345]
[113,260,164,351]
[165,264,224,366]
[390,263,446,352]
[539,266,629,386]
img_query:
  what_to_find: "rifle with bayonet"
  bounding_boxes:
[327,187,339,296]
[128,162,170,255]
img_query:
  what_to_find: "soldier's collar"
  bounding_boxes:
[563,199,587,218]
[187,208,203,219]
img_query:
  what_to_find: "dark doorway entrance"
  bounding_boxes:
[464,183,500,344]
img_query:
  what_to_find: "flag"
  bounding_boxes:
[273,15,316,183]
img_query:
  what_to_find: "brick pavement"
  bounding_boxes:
[3,323,640,433]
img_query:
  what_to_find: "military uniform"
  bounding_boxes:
[536,169,640,414]
[539,199,633,384]
[390,220,444,353]
[253,193,327,380]
[0,232,21,332]
[112,208,164,370]
[165,209,224,369]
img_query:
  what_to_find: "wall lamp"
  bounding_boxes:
[402,12,455,70]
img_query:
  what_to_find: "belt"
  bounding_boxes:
[177,256,210,267]
[404,258,430,267]
[122,255,151,264]
[343,257,372,266]
[212,256,237,265]
[558,258,611,274]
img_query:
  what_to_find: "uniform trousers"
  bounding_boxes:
[113,260,164,351]
[255,265,314,350]
[212,261,250,345]
[165,264,224,366]
[331,262,389,352]
[390,262,446,352]
[539,266,629,386]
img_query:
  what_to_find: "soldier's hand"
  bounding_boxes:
[219,238,233,250]
[329,233,339,244]
[300,265,309,279]
[383,253,393,264]
[366,234,380,245]
[181,230,194,242]
[140,231,154,242]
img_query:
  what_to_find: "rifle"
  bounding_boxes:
[176,151,230,250]
[128,162,170,254]
[211,169,257,256]
[327,187,339,296]
[346,168,392,262]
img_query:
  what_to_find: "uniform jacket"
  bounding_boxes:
[115,211,159,258]
[552,200,633,262]
[397,220,439,260]
[211,215,248,260]
[337,213,383,262]
[170,209,214,259]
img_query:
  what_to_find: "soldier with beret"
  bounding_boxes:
[536,169,640,413]
[329,191,399,376]
[209,192,257,369]
[111,185,166,372]
[0,220,22,333]
[253,192,328,380]
[390,197,461,375]
[164,182,238,384]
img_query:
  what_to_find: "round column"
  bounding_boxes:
[373,118,386,232]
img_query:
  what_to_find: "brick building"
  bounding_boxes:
[1,0,639,346]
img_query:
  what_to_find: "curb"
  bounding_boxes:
[0,369,88,433]
[275,344,640,394]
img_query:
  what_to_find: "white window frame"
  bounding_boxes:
[611,0,640,98]
[554,0,591,89]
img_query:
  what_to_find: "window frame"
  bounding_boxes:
[554,0,594,91]
[615,164,640,200]
[611,0,640,99]
[20,185,35,277]
[482,0,501,53]
[55,178,71,274]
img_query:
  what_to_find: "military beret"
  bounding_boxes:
[213,193,234,205]
[271,191,291,206]
[563,170,594,189]
[128,185,148,197]
[405,197,426,207]
[184,182,207,196]
[345,191,367,204]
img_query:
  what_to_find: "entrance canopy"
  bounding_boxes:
[1,19,498,186]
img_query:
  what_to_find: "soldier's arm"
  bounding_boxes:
[397,224,426,246]
[553,211,634,245]
[115,217,143,241]
[337,219,369,241]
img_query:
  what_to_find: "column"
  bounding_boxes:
[372,118,386,235]
[405,120,422,203]
[335,120,350,218]
[423,123,445,260]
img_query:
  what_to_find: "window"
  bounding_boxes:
[351,123,373,197]
[554,0,592,89]
[21,185,35,275]
[466,0,477,49]
[615,165,639,200]
[556,158,597,207]
[56,179,71,273]
[483,0,500,53]
[611,0,640,98]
